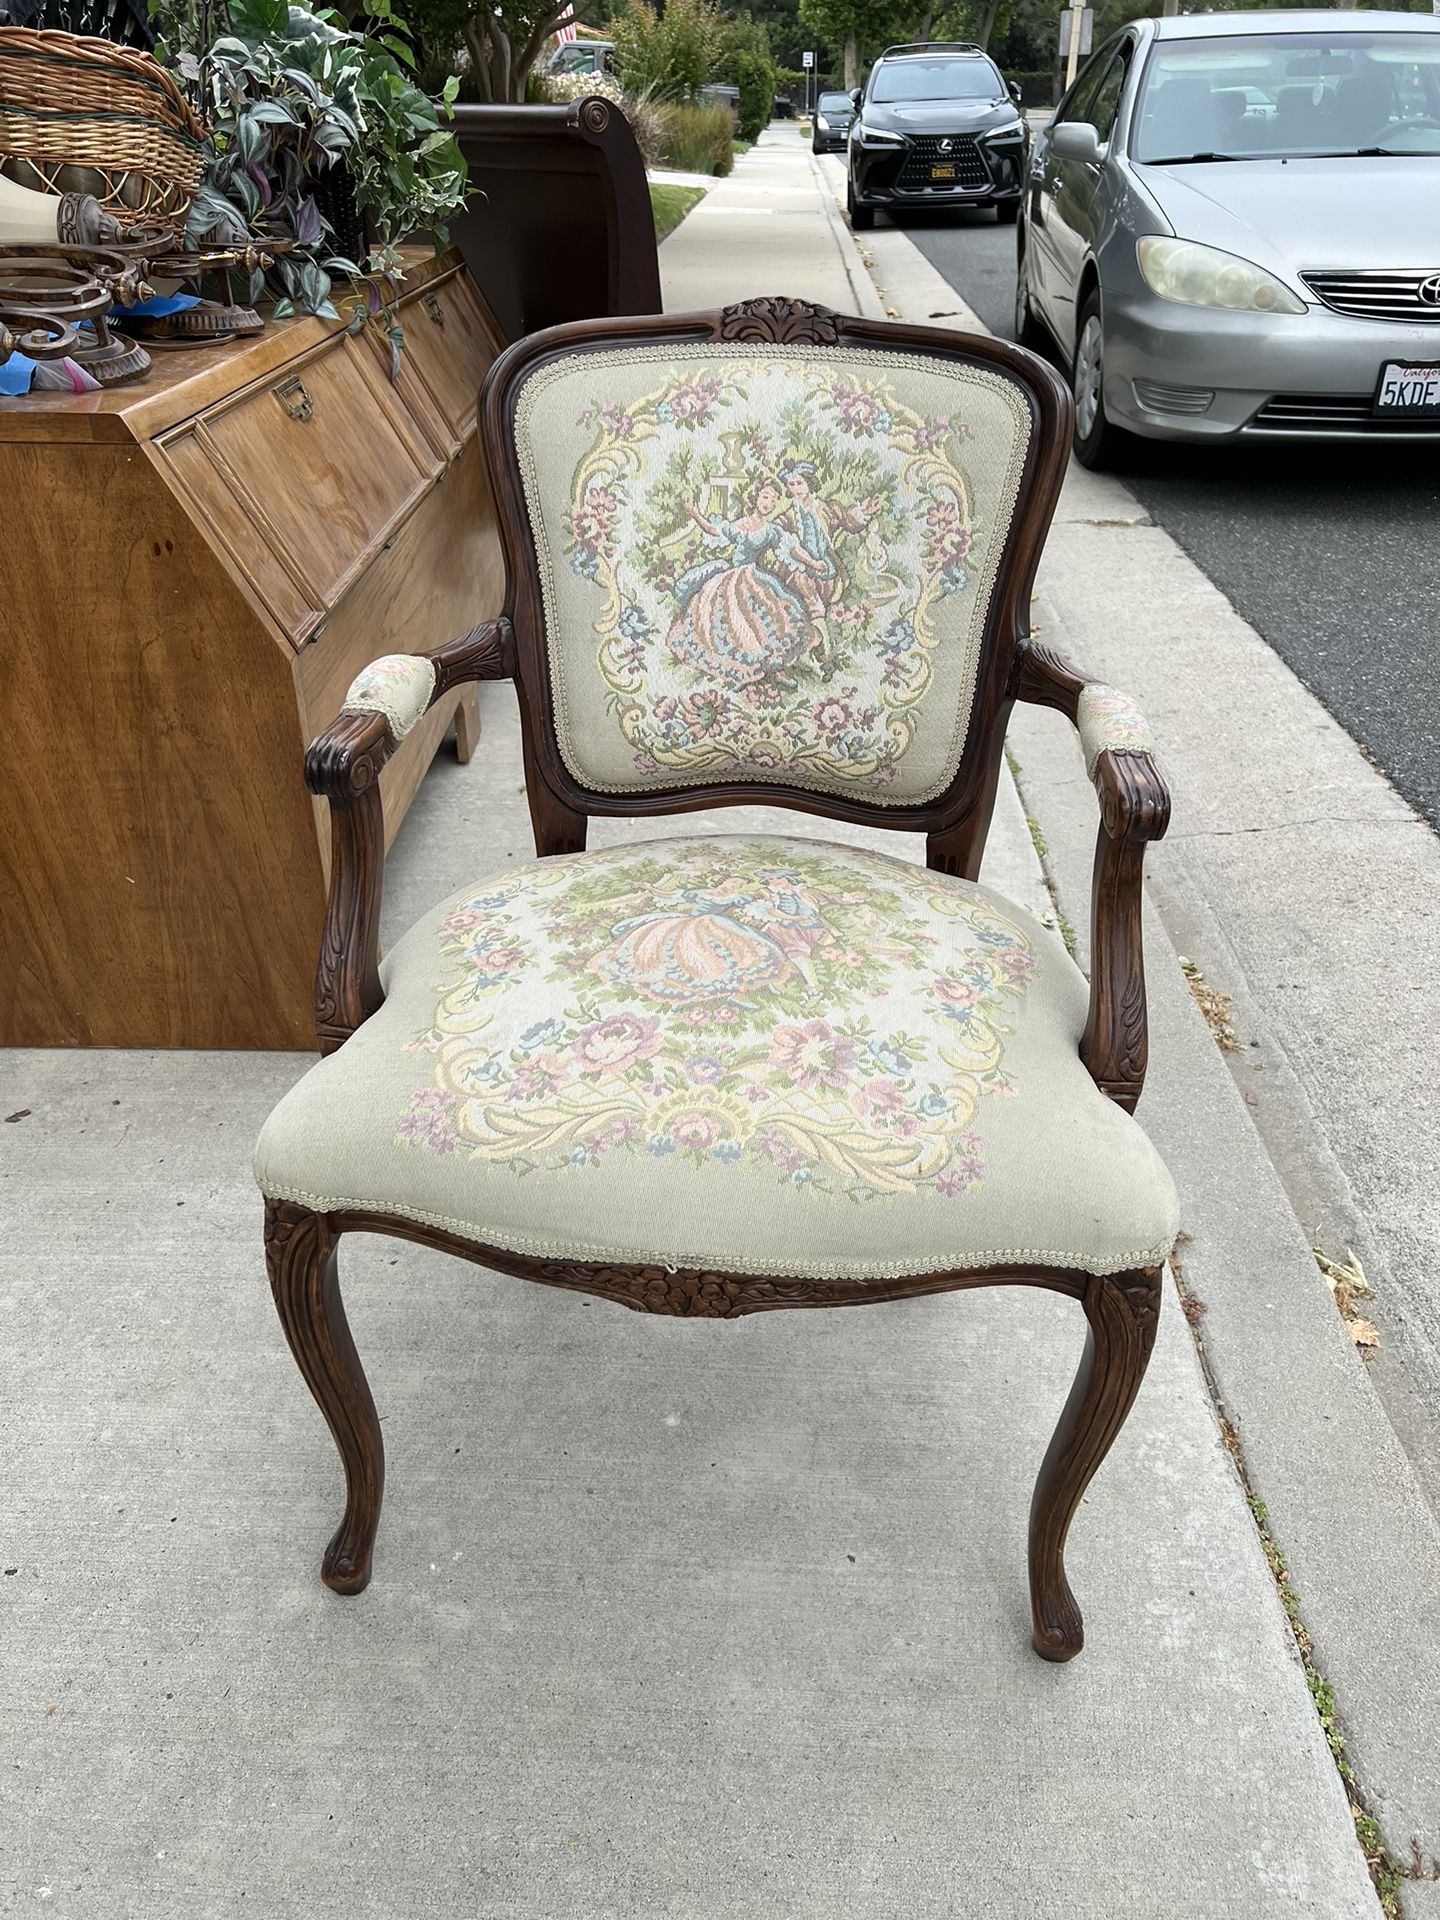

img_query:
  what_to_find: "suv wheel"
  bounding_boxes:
[847,177,875,231]
[1072,287,1128,470]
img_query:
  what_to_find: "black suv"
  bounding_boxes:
[846,43,1027,230]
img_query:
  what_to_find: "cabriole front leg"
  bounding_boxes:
[264,1199,384,1594]
[1027,1267,1161,1661]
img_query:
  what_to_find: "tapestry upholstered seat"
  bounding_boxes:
[257,297,1177,1662]
[256,834,1176,1283]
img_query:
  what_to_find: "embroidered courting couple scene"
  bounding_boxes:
[547,350,1018,796]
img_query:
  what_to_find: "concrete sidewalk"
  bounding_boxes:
[0,123,1405,1919]
[810,134,1440,1897]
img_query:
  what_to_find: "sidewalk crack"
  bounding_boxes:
[1168,815,1429,840]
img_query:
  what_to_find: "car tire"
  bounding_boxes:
[1071,287,1128,471]
[847,181,875,231]
[994,200,1019,225]
[1013,232,1050,355]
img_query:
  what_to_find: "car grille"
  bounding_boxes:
[1301,271,1440,324]
[896,134,989,192]
[1250,394,1440,434]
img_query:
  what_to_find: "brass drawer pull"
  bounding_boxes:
[421,291,445,327]
[274,375,313,423]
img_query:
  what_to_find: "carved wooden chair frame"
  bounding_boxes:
[267,297,1172,1662]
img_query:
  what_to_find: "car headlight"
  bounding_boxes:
[1137,237,1305,315]
[856,124,905,149]
[983,118,1026,140]
[816,114,830,130]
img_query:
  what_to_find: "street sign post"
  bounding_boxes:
[802,48,814,116]
[1059,6,1093,90]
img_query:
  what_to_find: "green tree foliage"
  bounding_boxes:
[403,0,576,101]
[717,14,780,133]
[778,0,1440,99]
[797,0,911,86]
[608,0,725,100]
[735,47,778,134]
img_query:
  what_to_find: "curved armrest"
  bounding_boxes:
[305,618,513,1053]
[1015,639,1171,1111]
[306,619,513,802]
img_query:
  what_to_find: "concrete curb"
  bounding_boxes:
[1012,696,1440,1868]
[805,163,1440,1868]
[806,148,889,324]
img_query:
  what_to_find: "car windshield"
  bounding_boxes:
[870,57,1002,103]
[818,93,852,112]
[1132,31,1440,161]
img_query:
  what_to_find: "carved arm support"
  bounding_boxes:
[304,618,515,1055]
[1015,640,1171,1112]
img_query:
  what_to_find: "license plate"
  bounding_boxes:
[1374,362,1440,417]
[930,163,956,181]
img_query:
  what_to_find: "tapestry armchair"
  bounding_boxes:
[256,297,1177,1662]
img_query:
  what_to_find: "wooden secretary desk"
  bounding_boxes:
[2,248,505,1049]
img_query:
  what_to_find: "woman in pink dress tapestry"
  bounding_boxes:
[666,479,827,689]
[587,868,830,1004]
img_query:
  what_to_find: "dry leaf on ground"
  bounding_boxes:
[1178,956,1241,1051]
[1314,1247,1379,1352]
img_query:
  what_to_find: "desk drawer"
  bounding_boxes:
[394,271,500,457]
[181,330,440,629]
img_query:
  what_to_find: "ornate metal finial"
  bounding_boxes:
[54,194,122,248]
[718,296,843,344]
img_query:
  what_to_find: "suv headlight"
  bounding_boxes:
[856,124,905,149]
[982,118,1026,140]
[1137,237,1304,315]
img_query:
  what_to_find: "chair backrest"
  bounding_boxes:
[480,297,1070,872]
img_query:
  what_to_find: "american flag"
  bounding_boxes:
[553,5,576,42]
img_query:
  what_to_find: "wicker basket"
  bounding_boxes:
[0,27,208,232]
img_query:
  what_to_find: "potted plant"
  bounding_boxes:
[185,0,465,317]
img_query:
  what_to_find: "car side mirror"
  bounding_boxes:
[850,88,862,110]
[1008,79,1023,107]
[1050,120,1102,164]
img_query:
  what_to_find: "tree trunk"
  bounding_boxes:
[515,5,574,100]
[918,5,934,41]
[843,33,857,89]
[975,0,1002,49]
[489,19,513,102]
[463,18,493,99]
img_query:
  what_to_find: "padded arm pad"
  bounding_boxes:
[341,654,438,744]
[1076,684,1157,781]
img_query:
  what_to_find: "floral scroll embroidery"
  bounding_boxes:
[1077,685,1154,776]
[563,361,984,789]
[342,654,436,740]
[399,842,1034,1202]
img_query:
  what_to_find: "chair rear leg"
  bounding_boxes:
[265,1199,384,1594]
[1027,1267,1161,1662]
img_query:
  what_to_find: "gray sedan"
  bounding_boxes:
[1014,9,1440,465]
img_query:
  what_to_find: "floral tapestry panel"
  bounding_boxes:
[342,653,436,742]
[397,836,1036,1205]
[514,345,1032,805]
[1077,684,1156,779]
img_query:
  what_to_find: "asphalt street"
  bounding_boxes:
[897,207,1440,830]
